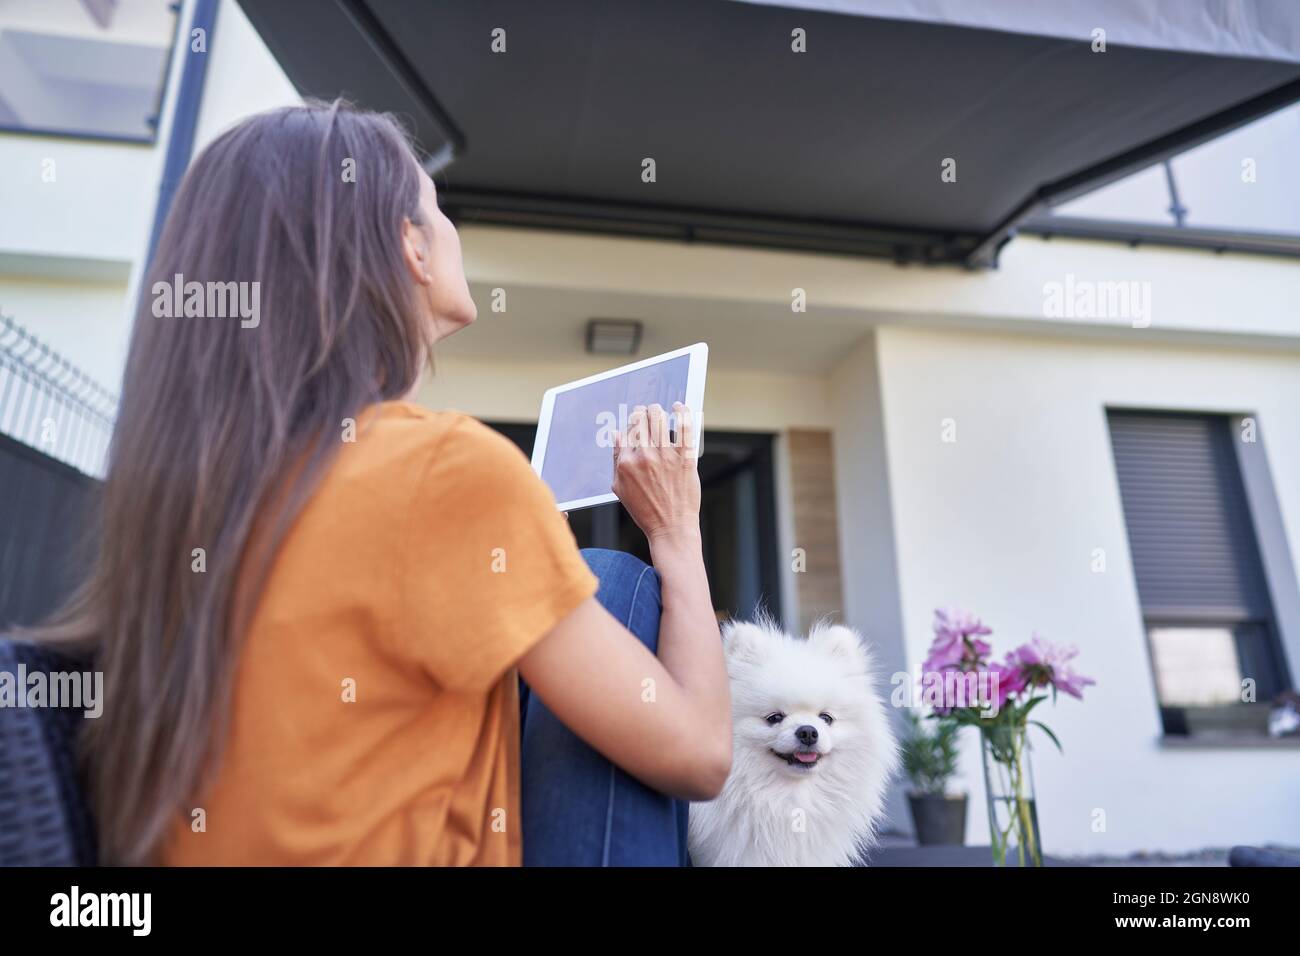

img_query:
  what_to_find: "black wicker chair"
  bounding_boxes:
[0,638,98,865]
[1228,845,1300,867]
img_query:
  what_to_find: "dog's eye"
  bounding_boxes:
[764,713,785,725]
[819,712,835,725]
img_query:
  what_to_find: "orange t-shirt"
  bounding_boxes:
[161,402,597,865]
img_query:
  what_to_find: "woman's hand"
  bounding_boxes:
[520,399,730,801]
[611,402,700,543]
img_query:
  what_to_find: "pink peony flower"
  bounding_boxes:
[1053,666,1096,700]
[986,660,1028,709]
[1008,635,1094,700]
[934,608,993,642]
[921,638,963,674]
[920,612,1094,715]
[923,608,993,674]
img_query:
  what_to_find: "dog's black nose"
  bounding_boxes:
[795,724,819,746]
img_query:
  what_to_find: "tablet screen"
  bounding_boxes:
[540,354,691,504]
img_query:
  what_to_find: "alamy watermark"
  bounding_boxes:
[50,886,150,936]
[0,664,103,718]
[151,273,260,328]
[595,403,700,457]
[1043,273,1151,328]
[891,668,1002,718]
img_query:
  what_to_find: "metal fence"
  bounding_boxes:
[0,314,118,478]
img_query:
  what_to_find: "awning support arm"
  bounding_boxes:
[964,74,1300,269]
[334,0,466,171]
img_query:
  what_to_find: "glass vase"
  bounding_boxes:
[980,723,1042,866]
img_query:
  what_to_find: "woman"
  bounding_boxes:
[35,101,731,866]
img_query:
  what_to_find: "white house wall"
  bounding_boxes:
[0,0,299,397]
[863,324,1300,855]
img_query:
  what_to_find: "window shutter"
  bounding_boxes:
[1107,411,1271,620]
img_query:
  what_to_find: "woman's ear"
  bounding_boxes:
[401,217,433,286]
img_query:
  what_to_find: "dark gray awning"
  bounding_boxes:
[235,0,1300,267]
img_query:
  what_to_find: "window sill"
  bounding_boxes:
[1159,734,1300,750]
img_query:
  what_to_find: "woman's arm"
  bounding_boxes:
[517,403,732,801]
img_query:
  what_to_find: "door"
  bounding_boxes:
[490,423,780,623]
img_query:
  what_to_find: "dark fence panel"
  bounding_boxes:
[0,430,99,631]
[0,316,112,631]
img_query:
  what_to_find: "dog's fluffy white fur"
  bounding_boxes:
[689,618,898,866]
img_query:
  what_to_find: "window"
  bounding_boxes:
[1108,410,1292,738]
[0,0,179,142]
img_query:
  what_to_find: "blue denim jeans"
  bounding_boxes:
[519,548,689,866]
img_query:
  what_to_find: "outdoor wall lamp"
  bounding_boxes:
[585,319,643,356]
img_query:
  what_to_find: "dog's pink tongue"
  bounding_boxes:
[795,752,818,763]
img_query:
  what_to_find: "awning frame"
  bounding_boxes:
[967,73,1300,267]
[1023,215,1300,261]
[334,0,463,171]
[245,0,1300,269]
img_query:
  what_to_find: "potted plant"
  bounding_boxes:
[920,609,1094,866]
[899,710,967,845]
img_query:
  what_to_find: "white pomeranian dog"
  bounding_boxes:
[688,618,899,866]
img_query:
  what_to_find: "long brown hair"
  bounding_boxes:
[31,100,433,864]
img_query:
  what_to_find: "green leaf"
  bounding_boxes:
[1031,720,1063,753]
[1020,695,1048,717]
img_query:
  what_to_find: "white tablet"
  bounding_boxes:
[531,343,708,511]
